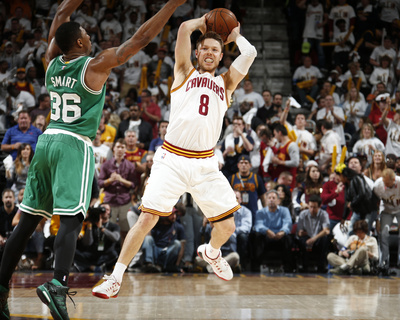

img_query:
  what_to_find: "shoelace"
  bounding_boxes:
[66,289,77,309]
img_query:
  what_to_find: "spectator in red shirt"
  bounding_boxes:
[139,89,161,139]
[369,92,393,143]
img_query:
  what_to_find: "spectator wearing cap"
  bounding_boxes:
[221,116,255,178]
[0,41,23,70]
[100,8,122,42]
[1,110,42,160]
[369,92,394,143]
[13,68,35,97]
[229,154,267,225]
[252,189,293,272]
[269,124,300,189]
[292,56,323,107]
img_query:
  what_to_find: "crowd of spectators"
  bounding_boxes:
[0,0,400,275]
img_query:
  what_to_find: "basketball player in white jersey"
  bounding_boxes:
[93,15,257,298]
[373,168,400,271]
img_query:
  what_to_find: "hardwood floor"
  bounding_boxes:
[6,271,400,319]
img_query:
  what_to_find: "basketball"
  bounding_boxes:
[205,8,238,42]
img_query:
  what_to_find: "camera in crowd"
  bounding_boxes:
[86,206,106,224]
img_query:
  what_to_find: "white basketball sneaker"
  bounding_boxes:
[92,275,120,299]
[197,244,233,281]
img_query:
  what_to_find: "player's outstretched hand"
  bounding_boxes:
[225,23,240,44]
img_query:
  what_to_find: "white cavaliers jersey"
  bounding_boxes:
[373,176,400,214]
[165,68,229,151]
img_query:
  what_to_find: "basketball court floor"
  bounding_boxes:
[6,271,400,319]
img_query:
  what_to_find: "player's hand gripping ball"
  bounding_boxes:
[205,8,238,42]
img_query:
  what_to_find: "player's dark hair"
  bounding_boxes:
[55,21,82,54]
[273,123,288,136]
[196,31,224,51]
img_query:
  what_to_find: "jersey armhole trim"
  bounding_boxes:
[170,68,196,93]
[44,57,57,89]
[81,57,103,95]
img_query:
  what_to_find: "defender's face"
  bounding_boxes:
[196,38,223,73]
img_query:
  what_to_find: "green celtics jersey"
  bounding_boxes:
[45,55,106,140]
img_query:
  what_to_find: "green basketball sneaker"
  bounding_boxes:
[36,280,76,320]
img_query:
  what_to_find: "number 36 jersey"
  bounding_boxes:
[45,56,106,140]
[166,68,230,151]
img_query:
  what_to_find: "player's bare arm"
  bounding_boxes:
[173,16,207,88]
[45,0,84,64]
[224,25,257,98]
[86,0,186,91]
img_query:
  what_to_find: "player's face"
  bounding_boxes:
[196,38,223,73]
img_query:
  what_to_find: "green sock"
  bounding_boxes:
[51,279,62,286]
[0,285,8,293]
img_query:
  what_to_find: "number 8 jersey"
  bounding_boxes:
[45,56,106,140]
[166,68,230,151]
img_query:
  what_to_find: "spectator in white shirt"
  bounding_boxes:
[352,122,385,164]
[317,95,345,145]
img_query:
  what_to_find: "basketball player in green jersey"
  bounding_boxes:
[0,0,185,319]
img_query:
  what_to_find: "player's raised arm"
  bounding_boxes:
[88,0,185,89]
[173,16,207,85]
[46,0,85,64]
[224,25,257,95]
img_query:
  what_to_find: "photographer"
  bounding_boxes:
[74,203,120,272]
[327,220,378,275]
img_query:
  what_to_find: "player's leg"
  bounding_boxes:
[36,134,93,320]
[92,149,186,298]
[0,212,43,319]
[191,157,240,280]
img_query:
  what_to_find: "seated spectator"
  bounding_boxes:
[352,123,385,165]
[275,184,295,222]
[92,129,113,176]
[229,155,267,224]
[292,56,323,107]
[100,9,122,42]
[221,116,254,178]
[74,204,120,272]
[30,93,50,122]
[6,84,36,119]
[269,124,300,189]
[332,19,355,70]
[252,190,293,272]
[328,0,356,41]
[238,79,264,110]
[1,110,42,160]
[295,163,324,212]
[99,114,116,149]
[341,62,368,97]
[6,143,33,197]
[149,120,168,155]
[328,220,378,274]
[117,104,153,150]
[276,171,294,189]
[147,47,173,85]
[124,129,147,188]
[32,114,47,133]
[141,208,185,273]
[98,139,136,242]
[0,189,18,262]
[369,36,396,68]
[233,191,252,271]
[251,89,275,129]
[297,195,330,272]
[13,68,35,97]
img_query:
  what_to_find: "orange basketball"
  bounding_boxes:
[205,8,238,42]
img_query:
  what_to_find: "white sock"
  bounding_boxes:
[112,262,127,283]
[206,243,220,259]
[340,263,349,270]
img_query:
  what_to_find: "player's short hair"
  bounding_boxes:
[196,31,224,51]
[273,123,288,136]
[55,21,82,54]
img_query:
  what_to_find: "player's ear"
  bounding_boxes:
[219,52,223,62]
[195,49,198,59]
[76,38,83,48]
